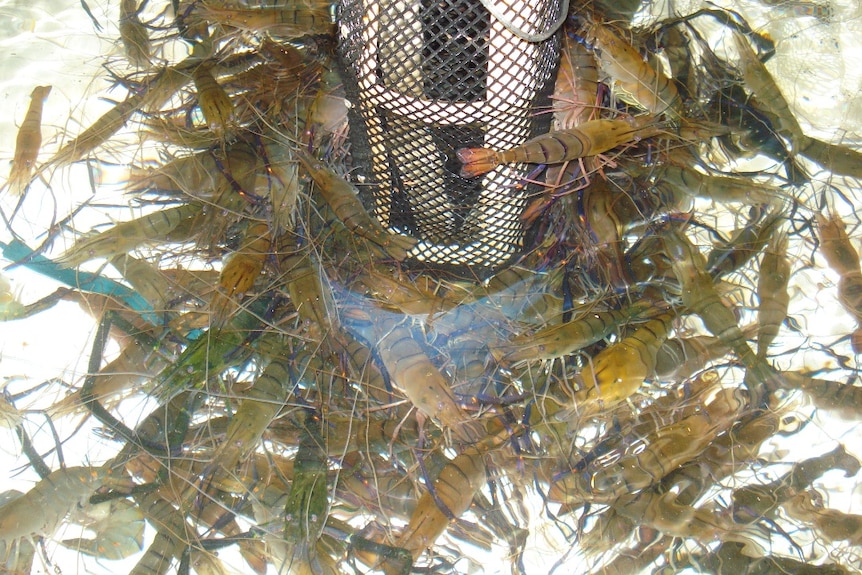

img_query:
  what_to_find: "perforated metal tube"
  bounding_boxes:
[337,0,564,274]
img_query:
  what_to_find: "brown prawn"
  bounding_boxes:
[584,21,682,120]
[5,85,51,196]
[296,150,417,261]
[457,118,658,178]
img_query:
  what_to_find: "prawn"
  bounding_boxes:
[457,118,658,178]
[5,85,51,196]
[653,325,757,381]
[281,408,333,575]
[551,33,599,131]
[205,354,292,483]
[111,253,170,310]
[60,498,145,560]
[551,387,742,503]
[193,2,334,37]
[705,205,784,278]
[0,464,121,556]
[660,225,779,396]
[816,212,862,348]
[583,21,682,120]
[295,150,417,261]
[130,491,191,575]
[210,221,270,328]
[50,332,168,417]
[489,302,650,364]
[731,31,805,146]
[731,444,859,524]
[346,311,485,444]
[56,203,201,267]
[654,163,784,205]
[193,61,234,136]
[733,33,862,180]
[45,93,142,171]
[574,311,675,409]
[119,0,151,69]
[784,490,862,546]
[780,371,862,420]
[382,426,517,573]
[756,232,790,357]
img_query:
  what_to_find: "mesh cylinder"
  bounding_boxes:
[337,0,564,274]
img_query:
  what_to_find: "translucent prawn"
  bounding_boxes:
[660,225,778,395]
[380,426,516,574]
[654,163,785,205]
[119,0,151,69]
[756,232,790,358]
[56,203,201,267]
[784,490,862,546]
[731,30,805,146]
[573,311,675,410]
[583,21,682,120]
[111,253,170,311]
[49,332,169,417]
[705,205,784,278]
[345,310,485,444]
[192,1,334,37]
[611,490,727,540]
[44,93,142,171]
[204,355,292,484]
[489,302,650,364]
[457,118,658,178]
[59,498,145,560]
[130,491,191,575]
[551,33,599,131]
[210,221,270,328]
[735,30,862,176]
[780,371,862,420]
[550,387,742,504]
[5,85,51,196]
[816,211,862,350]
[281,408,336,575]
[295,150,418,261]
[0,464,121,557]
[731,444,859,524]
[653,325,757,381]
[193,61,234,136]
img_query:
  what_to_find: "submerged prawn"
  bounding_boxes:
[56,203,201,267]
[210,221,270,328]
[193,61,233,136]
[489,303,650,364]
[0,464,124,556]
[583,21,682,120]
[192,2,335,37]
[457,118,659,178]
[574,311,675,409]
[119,0,151,69]
[296,150,417,261]
[816,211,862,351]
[5,85,51,196]
[380,427,517,574]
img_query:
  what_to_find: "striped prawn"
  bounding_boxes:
[457,117,659,178]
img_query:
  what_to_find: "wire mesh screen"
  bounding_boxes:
[337,0,564,274]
